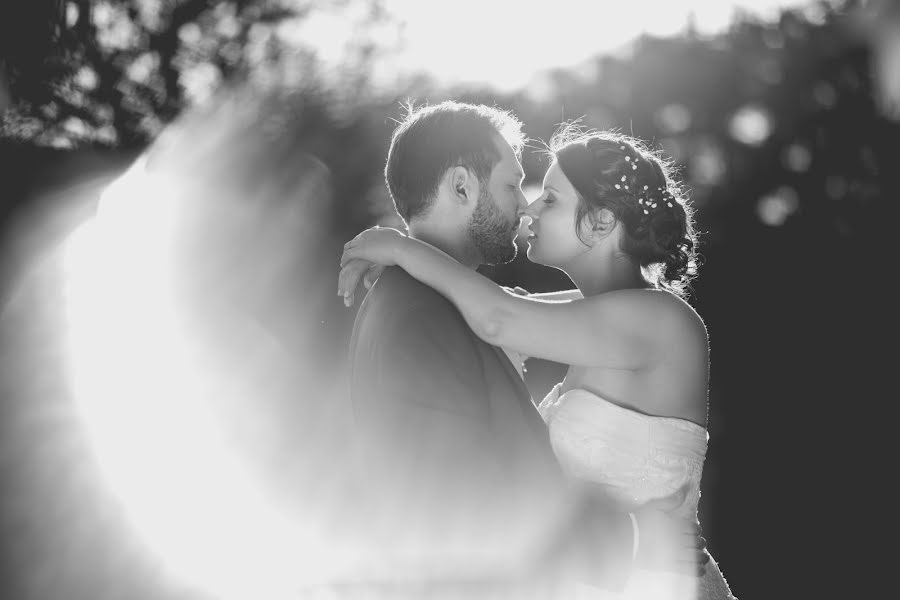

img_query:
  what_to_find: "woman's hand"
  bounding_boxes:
[338,259,385,307]
[338,227,407,304]
[340,226,407,268]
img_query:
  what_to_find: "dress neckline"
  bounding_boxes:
[548,383,708,434]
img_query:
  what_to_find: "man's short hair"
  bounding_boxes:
[384,101,524,223]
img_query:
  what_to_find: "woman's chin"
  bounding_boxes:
[525,242,544,265]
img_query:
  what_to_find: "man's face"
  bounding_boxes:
[467,136,526,265]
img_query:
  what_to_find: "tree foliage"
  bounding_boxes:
[1,0,394,148]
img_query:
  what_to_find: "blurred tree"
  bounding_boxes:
[0,0,398,298]
[1,0,396,149]
[0,0,69,113]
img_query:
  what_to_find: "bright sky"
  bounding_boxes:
[376,0,821,91]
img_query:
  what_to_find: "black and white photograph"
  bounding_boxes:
[0,1,889,599]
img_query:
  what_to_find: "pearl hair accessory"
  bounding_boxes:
[583,137,680,218]
[611,145,678,218]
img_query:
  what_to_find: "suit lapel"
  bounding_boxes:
[489,343,536,409]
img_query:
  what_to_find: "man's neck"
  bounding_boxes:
[407,221,480,270]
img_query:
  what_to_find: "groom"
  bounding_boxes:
[344,101,704,596]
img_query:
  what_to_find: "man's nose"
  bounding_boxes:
[516,188,528,213]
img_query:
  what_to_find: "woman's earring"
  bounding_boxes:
[585,226,603,247]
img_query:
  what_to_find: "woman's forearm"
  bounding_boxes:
[530,289,583,301]
[395,238,514,342]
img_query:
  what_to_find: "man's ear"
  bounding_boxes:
[448,166,477,206]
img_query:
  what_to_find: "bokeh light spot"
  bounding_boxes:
[74,67,99,91]
[655,103,692,134]
[126,52,160,85]
[66,1,79,27]
[813,81,838,107]
[825,175,848,200]
[691,139,727,186]
[756,185,800,226]
[782,143,812,172]
[729,104,773,146]
[180,63,221,106]
[758,58,783,85]
[178,23,203,46]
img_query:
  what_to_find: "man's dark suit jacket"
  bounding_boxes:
[348,267,631,595]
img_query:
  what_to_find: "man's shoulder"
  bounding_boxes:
[351,267,476,356]
[365,267,459,318]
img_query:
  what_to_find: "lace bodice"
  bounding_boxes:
[538,385,737,599]
[537,384,708,519]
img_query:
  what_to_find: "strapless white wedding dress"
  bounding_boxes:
[538,384,737,600]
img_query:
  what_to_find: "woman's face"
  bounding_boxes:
[524,161,591,268]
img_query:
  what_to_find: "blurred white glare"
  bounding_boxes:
[278,12,348,65]
[524,73,559,105]
[729,104,773,146]
[379,0,814,91]
[756,185,800,226]
[274,3,400,89]
[61,158,353,599]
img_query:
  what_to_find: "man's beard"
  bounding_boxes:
[467,186,518,266]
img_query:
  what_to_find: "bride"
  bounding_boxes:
[339,125,737,599]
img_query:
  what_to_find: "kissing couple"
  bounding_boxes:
[338,101,737,599]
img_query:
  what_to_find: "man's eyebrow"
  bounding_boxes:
[545,185,559,192]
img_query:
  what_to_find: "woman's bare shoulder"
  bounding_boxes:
[585,288,705,330]
[591,288,708,359]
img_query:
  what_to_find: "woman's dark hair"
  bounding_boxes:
[548,124,699,298]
